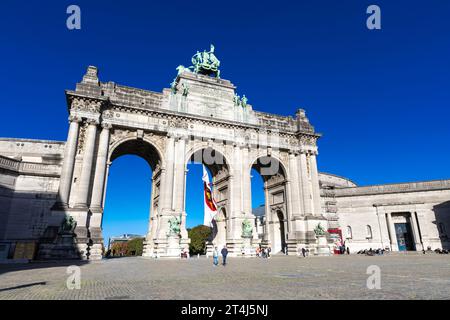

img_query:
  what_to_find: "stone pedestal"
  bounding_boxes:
[38,233,81,260]
[166,235,182,258]
[240,237,256,257]
[142,239,155,257]
[314,235,331,256]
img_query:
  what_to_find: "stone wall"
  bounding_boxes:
[0,139,63,259]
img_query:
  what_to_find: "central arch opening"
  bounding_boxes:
[251,156,289,254]
[185,147,230,255]
[102,138,162,258]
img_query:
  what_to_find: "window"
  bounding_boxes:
[346,226,352,239]
[366,225,373,239]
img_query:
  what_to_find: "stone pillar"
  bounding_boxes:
[143,174,157,257]
[299,152,312,216]
[155,134,175,243]
[386,213,398,251]
[242,145,252,216]
[90,123,111,212]
[227,173,234,240]
[173,136,186,212]
[102,161,111,209]
[288,152,302,216]
[56,115,81,207]
[230,143,243,238]
[284,180,292,234]
[173,136,188,241]
[74,120,98,208]
[309,152,322,216]
[162,134,175,211]
[263,186,272,244]
[410,212,423,251]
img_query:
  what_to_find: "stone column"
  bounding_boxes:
[284,180,292,233]
[56,115,81,207]
[386,213,398,251]
[263,186,272,244]
[163,134,175,211]
[74,120,98,208]
[227,173,234,239]
[173,136,187,213]
[242,145,252,216]
[410,212,423,251]
[148,171,160,241]
[299,152,312,216]
[288,152,302,216]
[102,161,111,209]
[173,136,188,240]
[90,123,111,212]
[309,152,322,216]
[232,144,244,235]
[155,134,175,239]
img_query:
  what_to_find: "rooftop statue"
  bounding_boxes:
[191,44,221,78]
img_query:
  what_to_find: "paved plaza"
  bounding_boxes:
[0,254,449,300]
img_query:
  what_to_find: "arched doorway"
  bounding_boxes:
[185,147,231,253]
[102,155,151,257]
[275,210,287,253]
[251,155,289,254]
[98,138,163,257]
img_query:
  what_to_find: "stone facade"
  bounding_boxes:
[321,177,450,252]
[0,63,449,261]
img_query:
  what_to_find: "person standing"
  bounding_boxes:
[267,246,272,258]
[213,247,219,266]
[221,245,228,266]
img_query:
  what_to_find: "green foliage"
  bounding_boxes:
[109,238,144,257]
[127,238,144,256]
[188,225,212,255]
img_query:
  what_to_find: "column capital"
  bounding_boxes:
[86,118,99,126]
[101,122,112,130]
[69,115,82,123]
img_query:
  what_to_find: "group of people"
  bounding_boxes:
[356,248,386,256]
[335,241,350,255]
[255,246,271,258]
[212,246,228,266]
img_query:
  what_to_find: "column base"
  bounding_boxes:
[143,236,185,258]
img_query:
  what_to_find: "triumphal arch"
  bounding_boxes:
[49,45,326,259]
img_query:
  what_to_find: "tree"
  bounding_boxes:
[127,238,144,256]
[111,242,128,257]
[188,225,212,255]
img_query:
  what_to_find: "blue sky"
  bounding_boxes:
[1,1,449,242]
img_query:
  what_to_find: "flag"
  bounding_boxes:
[202,165,217,227]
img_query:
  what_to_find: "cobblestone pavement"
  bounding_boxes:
[0,254,449,300]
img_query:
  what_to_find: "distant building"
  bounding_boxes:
[108,234,144,250]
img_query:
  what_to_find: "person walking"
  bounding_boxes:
[213,247,219,266]
[301,247,306,258]
[221,245,228,266]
